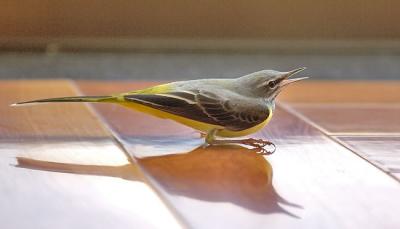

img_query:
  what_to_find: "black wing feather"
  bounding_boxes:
[124,92,221,125]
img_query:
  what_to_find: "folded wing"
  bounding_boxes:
[124,90,269,131]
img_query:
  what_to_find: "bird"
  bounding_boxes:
[12,67,308,152]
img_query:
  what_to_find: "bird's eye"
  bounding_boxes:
[268,81,276,88]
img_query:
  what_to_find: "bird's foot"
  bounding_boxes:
[204,129,276,154]
[240,138,276,154]
[256,147,276,155]
[240,138,273,147]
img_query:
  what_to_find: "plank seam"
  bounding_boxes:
[69,80,189,229]
[278,102,400,183]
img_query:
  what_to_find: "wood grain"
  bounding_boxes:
[0,81,181,229]
[288,104,400,135]
[78,81,400,229]
[336,136,400,176]
[0,80,107,139]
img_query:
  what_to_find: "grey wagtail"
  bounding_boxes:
[12,67,308,151]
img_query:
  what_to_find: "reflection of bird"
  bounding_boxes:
[12,68,307,149]
[15,157,142,181]
[140,145,301,216]
[16,145,301,216]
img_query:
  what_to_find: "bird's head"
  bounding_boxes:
[238,67,308,100]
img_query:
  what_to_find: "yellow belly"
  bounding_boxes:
[119,101,272,138]
[218,116,272,137]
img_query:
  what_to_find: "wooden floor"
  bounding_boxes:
[1,80,400,229]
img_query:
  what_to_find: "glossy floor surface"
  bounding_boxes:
[1,80,400,229]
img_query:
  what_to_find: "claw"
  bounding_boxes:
[257,148,275,155]
[240,138,276,154]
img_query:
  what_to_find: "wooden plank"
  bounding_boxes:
[78,81,400,229]
[0,80,107,138]
[278,81,400,103]
[288,104,400,135]
[0,80,181,229]
[336,136,400,176]
[281,82,400,180]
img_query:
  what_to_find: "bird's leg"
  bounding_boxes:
[204,129,276,153]
[204,128,219,147]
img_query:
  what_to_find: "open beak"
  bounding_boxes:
[280,67,308,87]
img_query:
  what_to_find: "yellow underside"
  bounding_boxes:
[118,101,273,138]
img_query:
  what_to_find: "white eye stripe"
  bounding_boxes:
[257,81,269,88]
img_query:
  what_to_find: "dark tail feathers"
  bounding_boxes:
[11,95,115,106]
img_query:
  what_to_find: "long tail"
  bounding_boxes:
[11,95,115,106]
